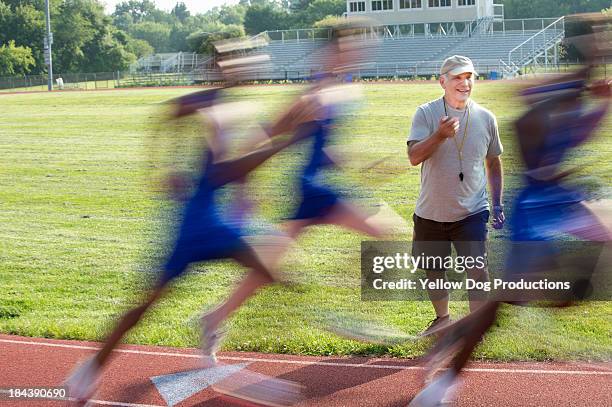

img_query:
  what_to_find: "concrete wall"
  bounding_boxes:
[346,0,493,25]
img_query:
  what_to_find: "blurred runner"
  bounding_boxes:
[64,40,323,405]
[409,14,612,406]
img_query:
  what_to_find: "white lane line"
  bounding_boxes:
[85,400,163,407]
[1,337,610,376]
[151,364,249,406]
[0,390,163,407]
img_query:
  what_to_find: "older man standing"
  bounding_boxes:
[407,55,504,335]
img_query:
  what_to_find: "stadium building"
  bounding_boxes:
[346,0,501,27]
[132,0,565,81]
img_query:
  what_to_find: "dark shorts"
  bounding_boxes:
[412,210,490,271]
[511,181,585,241]
[291,182,340,220]
[160,220,249,285]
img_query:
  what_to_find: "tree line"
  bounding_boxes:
[0,0,609,76]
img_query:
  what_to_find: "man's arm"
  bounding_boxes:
[486,155,505,229]
[209,123,316,187]
[407,117,459,166]
[207,97,323,187]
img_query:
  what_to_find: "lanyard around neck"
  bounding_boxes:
[443,98,471,182]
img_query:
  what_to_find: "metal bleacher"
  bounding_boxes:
[195,17,565,81]
[130,52,204,73]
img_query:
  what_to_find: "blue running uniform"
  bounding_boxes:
[291,108,341,220]
[161,149,248,284]
[511,103,607,241]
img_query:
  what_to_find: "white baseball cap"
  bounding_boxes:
[440,55,478,76]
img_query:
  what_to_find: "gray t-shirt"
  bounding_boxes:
[408,97,502,222]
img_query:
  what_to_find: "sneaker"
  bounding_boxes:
[213,369,306,406]
[64,356,101,403]
[420,315,452,337]
[408,370,459,407]
[200,315,225,367]
[324,311,416,345]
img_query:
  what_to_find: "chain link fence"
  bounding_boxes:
[1,61,609,93]
[0,72,122,92]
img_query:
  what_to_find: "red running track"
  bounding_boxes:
[0,334,610,407]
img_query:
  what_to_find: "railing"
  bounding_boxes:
[353,59,511,78]
[493,3,504,21]
[261,18,564,42]
[462,17,479,36]
[190,54,216,73]
[197,58,515,81]
[471,17,493,36]
[160,53,181,73]
[492,17,561,36]
[499,59,520,78]
[264,28,331,43]
[131,52,204,73]
[249,31,271,44]
[508,16,565,67]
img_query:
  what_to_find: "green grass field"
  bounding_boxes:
[0,83,610,361]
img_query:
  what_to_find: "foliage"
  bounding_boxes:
[0,40,35,75]
[112,0,156,23]
[293,0,345,28]
[244,2,292,35]
[129,21,171,52]
[500,0,612,19]
[186,24,245,55]
[171,2,190,23]
[0,0,138,74]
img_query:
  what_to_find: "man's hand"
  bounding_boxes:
[436,116,460,140]
[492,205,505,230]
[407,116,460,166]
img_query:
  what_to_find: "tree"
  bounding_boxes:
[113,12,134,31]
[84,30,137,72]
[171,2,190,23]
[130,21,171,52]
[218,4,247,26]
[113,0,156,23]
[0,0,139,74]
[0,40,35,75]
[186,24,245,55]
[0,2,11,41]
[243,3,291,35]
[313,15,341,28]
[115,30,154,57]
[52,0,138,73]
[168,23,194,52]
[53,1,98,72]
[500,0,612,19]
[289,0,312,11]
[1,3,46,73]
[294,0,345,27]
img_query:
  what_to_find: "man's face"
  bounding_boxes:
[441,72,474,104]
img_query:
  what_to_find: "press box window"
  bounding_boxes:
[349,1,366,12]
[372,0,393,11]
[428,0,451,7]
[400,0,422,9]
